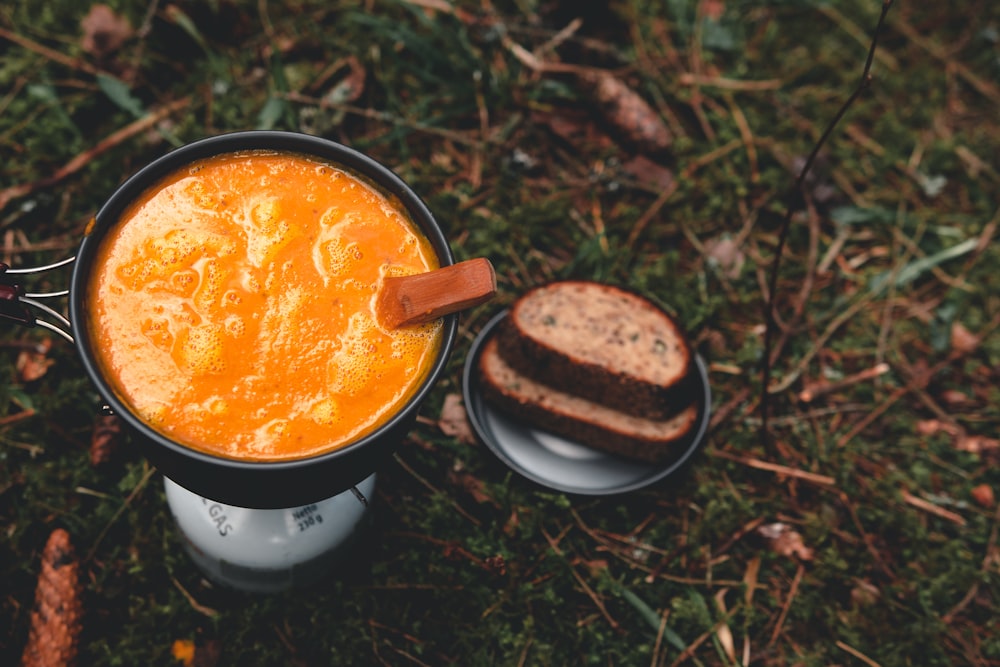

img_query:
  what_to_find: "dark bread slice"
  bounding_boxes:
[497,281,695,420]
[479,337,699,465]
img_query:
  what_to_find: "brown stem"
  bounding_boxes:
[760,0,895,453]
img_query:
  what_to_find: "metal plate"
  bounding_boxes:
[462,310,712,495]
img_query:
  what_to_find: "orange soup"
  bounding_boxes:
[88,150,443,461]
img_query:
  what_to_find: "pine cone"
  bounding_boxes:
[578,70,673,156]
[90,413,124,467]
[20,529,83,667]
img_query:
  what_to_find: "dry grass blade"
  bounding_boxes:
[666,604,741,667]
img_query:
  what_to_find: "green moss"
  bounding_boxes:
[1,1,998,665]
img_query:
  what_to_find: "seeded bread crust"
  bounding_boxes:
[479,337,699,464]
[497,281,695,420]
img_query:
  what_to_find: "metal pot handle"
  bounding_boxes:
[0,257,75,343]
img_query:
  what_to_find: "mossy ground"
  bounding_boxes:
[2,1,999,665]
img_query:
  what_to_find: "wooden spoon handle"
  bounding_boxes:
[377,258,497,328]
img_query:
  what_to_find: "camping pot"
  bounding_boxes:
[2,131,458,508]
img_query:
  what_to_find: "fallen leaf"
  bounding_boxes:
[447,464,498,507]
[321,55,366,105]
[438,393,476,444]
[532,108,614,151]
[916,171,947,198]
[81,4,134,59]
[956,435,1000,454]
[621,155,674,190]
[850,578,880,607]
[699,329,729,358]
[756,522,814,561]
[484,554,507,576]
[703,0,726,20]
[502,509,520,537]
[16,338,53,383]
[907,358,933,390]
[790,154,839,205]
[171,638,221,667]
[90,413,124,467]
[950,322,979,354]
[704,235,745,278]
[971,484,995,508]
[545,113,588,142]
[916,419,958,436]
[571,556,610,577]
[172,639,196,667]
[193,640,221,667]
[939,389,970,406]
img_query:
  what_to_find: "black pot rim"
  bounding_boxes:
[68,131,458,503]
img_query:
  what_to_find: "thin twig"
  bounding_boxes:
[170,576,219,618]
[391,452,481,526]
[0,26,100,76]
[626,179,680,249]
[942,502,1000,624]
[0,97,192,212]
[835,640,882,667]
[627,138,744,248]
[767,290,878,395]
[767,563,805,648]
[0,409,36,427]
[397,0,457,14]
[540,528,622,632]
[707,386,751,433]
[835,490,896,579]
[798,363,890,403]
[760,1,895,450]
[86,464,156,561]
[516,638,533,667]
[686,0,717,143]
[282,91,488,146]
[709,448,836,487]
[385,531,496,571]
[650,610,671,667]
[667,604,741,667]
[817,4,899,71]
[792,199,821,319]
[889,12,1000,105]
[725,94,760,183]
[835,384,908,449]
[835,310,1000,448]
[900,489,966,526]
